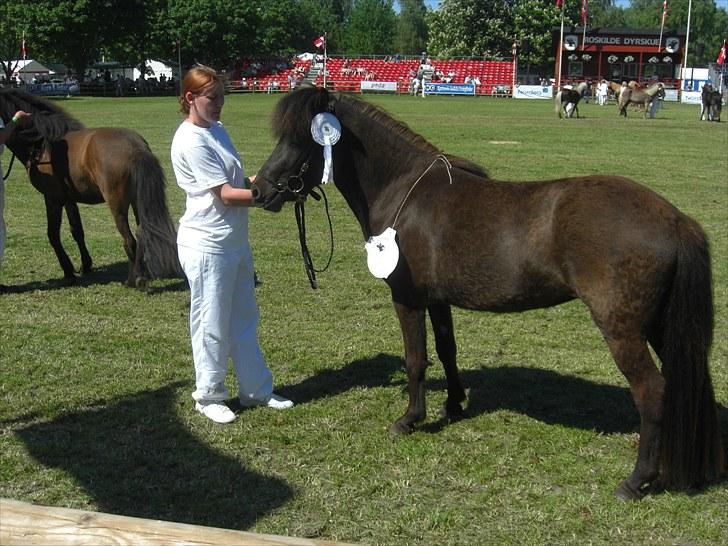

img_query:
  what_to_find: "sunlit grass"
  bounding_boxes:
[1,93,726,545]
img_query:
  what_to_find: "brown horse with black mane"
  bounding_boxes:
[252,87,725,500]
[0,88,181,287]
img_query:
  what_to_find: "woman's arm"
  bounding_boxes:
[210,174,258,207]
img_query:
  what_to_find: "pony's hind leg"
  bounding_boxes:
[428,303,466,420]
[391,301,428,435]
[603,333,665,500]
[64,201,92,274]
[43,197,77,282]
[110,206,143,288]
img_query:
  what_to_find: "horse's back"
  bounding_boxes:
[408,174,687,314]
[63,128,151,203]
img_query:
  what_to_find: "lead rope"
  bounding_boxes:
[391,155,452,229]
[3,154,15,181]
[295,186,334,290]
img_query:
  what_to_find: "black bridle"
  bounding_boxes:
[269,146,334,289]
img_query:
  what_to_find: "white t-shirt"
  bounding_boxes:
[171,120,248,253]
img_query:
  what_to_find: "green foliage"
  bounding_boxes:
[341,0,398,55]
[427,0,514,58]
[394,0,429,55]
[512,0,563,66]
[0,94,726,545]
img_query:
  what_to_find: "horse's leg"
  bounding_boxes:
[427,303,466,419]
[110,205,141,287]
[63,200,92,274]
[602,332,665,500]
[391,301,428,434]
[43,196,76,282]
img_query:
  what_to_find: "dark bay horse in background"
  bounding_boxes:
[701,84,722,122]
[555,82,588,118]
[0,88,182,287]
[253,87,724,500]
[618,82,664,118]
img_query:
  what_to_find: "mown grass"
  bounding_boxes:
[1,92,726,545]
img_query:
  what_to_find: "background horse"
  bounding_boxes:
[555,82,588,118]
[618,82,664,118]
[253,87,724,500]
[701,84,722,122]
[0,88,181,287]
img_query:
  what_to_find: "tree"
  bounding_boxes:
[512,0,562,68]
[427,0,514,58]
[394,0,429,55]
[0,1,35,82]
[341,0,397,55]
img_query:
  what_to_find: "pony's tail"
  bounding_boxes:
[657,217,725,490]
[555,91,563,118]
[133,151,184,279]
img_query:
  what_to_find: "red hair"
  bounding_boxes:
[179,64,224,114]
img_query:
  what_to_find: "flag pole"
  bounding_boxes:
[581,0,587,51]
[556,1,565,89]
[323,32,328,89]
[658,0,667,52]
[681,0,692,96]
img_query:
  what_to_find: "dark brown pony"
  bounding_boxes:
[252,87,725,500]
[0,88,181,287]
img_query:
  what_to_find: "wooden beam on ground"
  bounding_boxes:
[0,498,354,546]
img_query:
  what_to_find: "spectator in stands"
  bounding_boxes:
[170,64,293,423]
[1,109,30,292]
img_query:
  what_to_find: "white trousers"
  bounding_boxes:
[178,244,273,403]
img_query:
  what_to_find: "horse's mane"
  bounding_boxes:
[271,86,488,179]
[0,87,85,149]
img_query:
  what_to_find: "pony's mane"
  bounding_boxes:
[0,88,85,148]
[271,86,488,178]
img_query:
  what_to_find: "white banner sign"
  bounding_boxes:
[360,81,398,92]
[681,91,703,104]
[514,85,552,99]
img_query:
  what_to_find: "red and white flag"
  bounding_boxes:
[21,31,27,60]
[581,0,588,27]
[556,0,562,8]
[313,35,325,49]
[661,0,668,25]
[718,39,727,65]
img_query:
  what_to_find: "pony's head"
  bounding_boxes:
[253,86,334,212]
[0,87,84,155]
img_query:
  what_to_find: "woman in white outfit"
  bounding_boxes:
[171,65,292,423]
[0,109,30,293]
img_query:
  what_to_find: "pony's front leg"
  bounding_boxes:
[44,196,77,282]
[64,201,93,274]
[428,303,466,420]
[391,301,428,435]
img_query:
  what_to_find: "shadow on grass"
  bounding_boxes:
[14,383,292,530]
[281,353,728,440]
[3,261,187,294]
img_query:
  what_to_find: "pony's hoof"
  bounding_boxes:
[613,480,646,501]
[389,420,414,437]
[438,402,465,422]
[62,275,78,286]
[134,277,149,290]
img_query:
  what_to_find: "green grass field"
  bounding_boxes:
[1,93,726,545]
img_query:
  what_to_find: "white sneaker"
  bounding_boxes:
[239,393,294,410]
[195,401,236,423]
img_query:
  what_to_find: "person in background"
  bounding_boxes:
[170,64,292,424]
[0,109,30,293]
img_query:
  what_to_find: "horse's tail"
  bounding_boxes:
[132,150,184,279]
[555,90,563,118]
[657,217,725,490]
